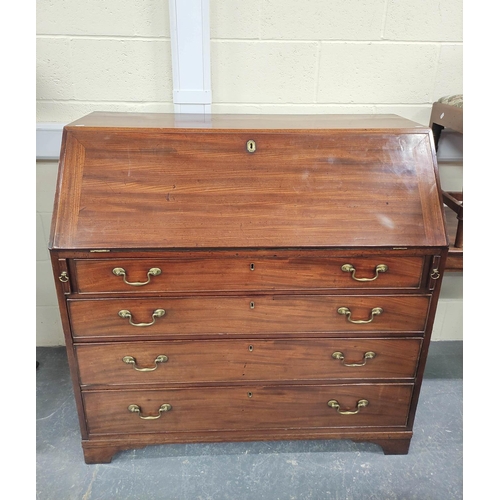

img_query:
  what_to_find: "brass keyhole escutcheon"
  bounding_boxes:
[246,140,256,153]
[248,344,254,352]
[250,301,255,309]
[250,263,255,271]
[247,392,253,398]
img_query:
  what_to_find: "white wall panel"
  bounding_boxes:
[318,43,439,104]
[36,0,170,37]
[261,0,386,40]
[384,0,463,41]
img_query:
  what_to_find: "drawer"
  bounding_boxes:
[69,295,430,339]
[73,255,425,294]
[83,383,413,435]
[76,338,422,386]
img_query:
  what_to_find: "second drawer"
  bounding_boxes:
[68,295,430,339]
[76,338,422,386]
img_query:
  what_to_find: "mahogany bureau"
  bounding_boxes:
[49,112,448,464]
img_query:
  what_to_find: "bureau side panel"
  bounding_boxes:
[48,251,89,440]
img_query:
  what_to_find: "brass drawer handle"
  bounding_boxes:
[332,351,376,367]
[341,263,388,281]
[328,399,369,415]
[112,267,162,286]
[128,403,172,420]
[122,355,168,371]
[430,268,440,280]
[337,306,383,324]
[118,308,166,327]
[58,271,69,283]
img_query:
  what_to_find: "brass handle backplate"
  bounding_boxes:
[128,403,172,420]
[122,355,168,371]
[332,351,376,367]
[341,264,388,282]
[112,267,162,286]
[118,309,166,327]
[328,399,369,415]
[337,306,383,324]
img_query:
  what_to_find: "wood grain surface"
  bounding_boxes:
[76,338,422,386]
[68,295,430,339]
[50,118,447,250]
[83,383,413,435]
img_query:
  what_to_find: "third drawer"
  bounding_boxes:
[76,338,422,386]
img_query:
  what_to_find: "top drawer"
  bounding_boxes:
[73,255,425,294]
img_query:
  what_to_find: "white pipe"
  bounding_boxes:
[169,0,212,114]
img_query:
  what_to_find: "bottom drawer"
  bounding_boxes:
[84,384,413,436]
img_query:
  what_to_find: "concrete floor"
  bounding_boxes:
[36,341,462,500]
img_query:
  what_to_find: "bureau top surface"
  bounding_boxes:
[66,112,424,130]
[50,113,447,250]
